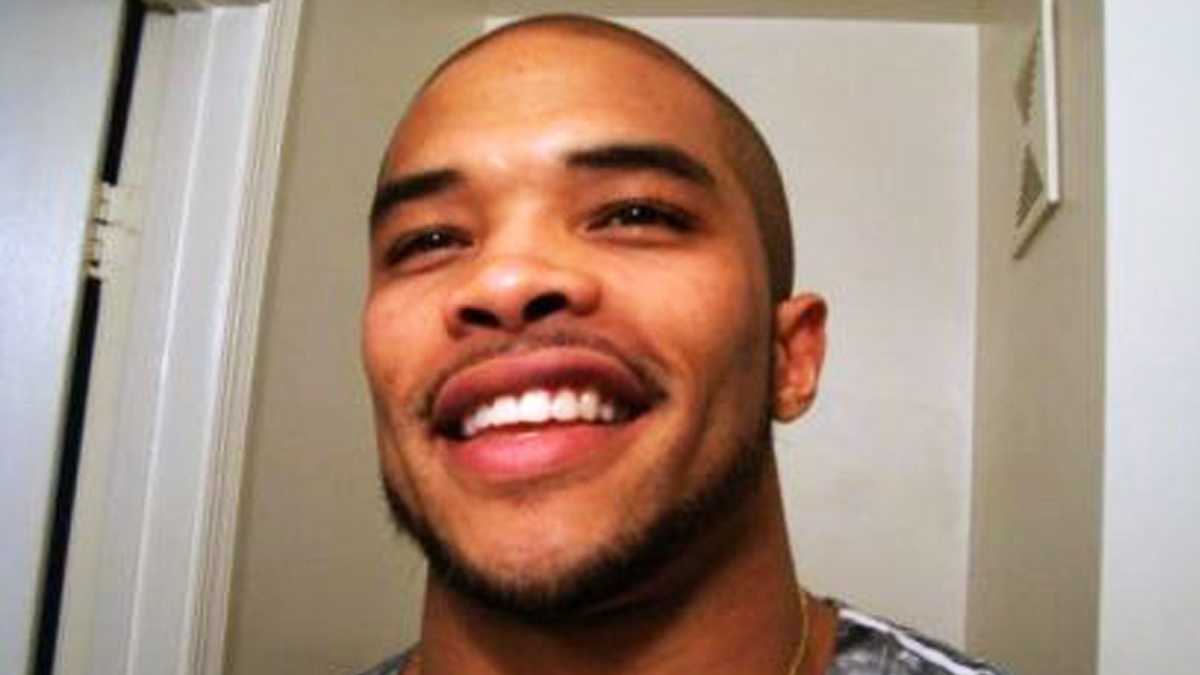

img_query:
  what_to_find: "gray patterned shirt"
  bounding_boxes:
[356,603,1008,675]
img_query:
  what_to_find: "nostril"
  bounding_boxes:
[459,306,501,328]
[523,292,568,323]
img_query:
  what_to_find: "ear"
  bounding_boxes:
[772,293,827,422]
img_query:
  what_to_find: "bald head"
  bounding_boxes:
[381,15,795,302]
[364,16,827,624]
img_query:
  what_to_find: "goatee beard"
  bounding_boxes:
[381,414,773,625]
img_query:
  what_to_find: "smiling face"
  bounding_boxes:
[363,25,789,618]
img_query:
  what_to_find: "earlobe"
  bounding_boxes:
[772,293,827,422]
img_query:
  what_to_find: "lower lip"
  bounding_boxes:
[445,420,639,484]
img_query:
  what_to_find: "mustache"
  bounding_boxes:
[413,328,665,420]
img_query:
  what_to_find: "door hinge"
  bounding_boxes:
[86,182,140,281]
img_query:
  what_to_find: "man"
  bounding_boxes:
[360,14,1006,675]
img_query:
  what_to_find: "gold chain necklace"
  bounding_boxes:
[785,588,811,675]
[406,589,811,675]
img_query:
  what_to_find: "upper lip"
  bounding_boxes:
[430,346,660,437]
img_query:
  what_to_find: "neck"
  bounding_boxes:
[415,461,810,675]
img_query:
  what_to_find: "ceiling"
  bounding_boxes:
[485,0,995,23]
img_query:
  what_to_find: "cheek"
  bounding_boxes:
[610,245,769,377]
[598,246,771,503]
[363,287,441,509]
[364,275,436,348]
[362,284,436,410]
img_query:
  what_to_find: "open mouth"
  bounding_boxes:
[451,387,637,439]
[430,347,659,443]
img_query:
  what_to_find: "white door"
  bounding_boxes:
[0,1,124,673]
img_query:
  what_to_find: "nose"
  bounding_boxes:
[443,254,601,336]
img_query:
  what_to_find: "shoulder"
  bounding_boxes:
[352,649,412,675]
[829,603,1010,675]
[350,609,1009,675]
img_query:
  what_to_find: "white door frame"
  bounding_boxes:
[49,2,302,674]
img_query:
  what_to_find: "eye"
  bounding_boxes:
[382,226,471,270]
[590,200,695,233]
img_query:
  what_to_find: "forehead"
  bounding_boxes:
[383,29,731,176]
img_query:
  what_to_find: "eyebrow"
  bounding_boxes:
[370,168,461,228]
[566,143,716,187]
[369,143,715,229]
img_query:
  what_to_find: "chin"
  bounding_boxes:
[381,409,772,624]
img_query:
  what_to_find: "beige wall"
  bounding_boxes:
[966,1,1105,673]
[224,2,482,674]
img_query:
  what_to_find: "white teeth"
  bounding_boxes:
[579,389,600,421]
[462,404,488,437]
[459,386,627,438]
[519,390,551,423]
[551,390,579,421]
[492,395,519,426]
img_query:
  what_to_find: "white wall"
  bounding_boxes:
[1100,3,1200,673]
[492,16,980,643]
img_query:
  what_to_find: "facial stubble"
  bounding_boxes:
[381,401,773,625]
